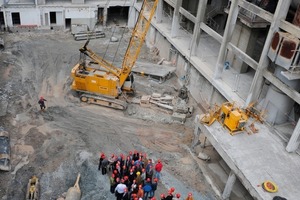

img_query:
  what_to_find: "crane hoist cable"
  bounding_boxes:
[111,0,129,67]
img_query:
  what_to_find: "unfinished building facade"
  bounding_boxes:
[1,0,300,199]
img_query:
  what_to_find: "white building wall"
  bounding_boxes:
[65,7,96,19]
[4,8,40,26]
[20,9,40,25]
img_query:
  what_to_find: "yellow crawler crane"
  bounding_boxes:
[71,0,159,110]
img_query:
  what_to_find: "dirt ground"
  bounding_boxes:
[0,29,219,200]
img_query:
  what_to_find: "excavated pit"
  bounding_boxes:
[0,30,218,200]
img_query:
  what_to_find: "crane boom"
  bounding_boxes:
[119,0,159,85]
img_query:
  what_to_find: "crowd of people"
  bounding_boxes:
[98,150,195,200]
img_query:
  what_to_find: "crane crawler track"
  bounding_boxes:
[80,94,127,110]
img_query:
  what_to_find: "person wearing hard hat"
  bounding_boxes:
[98,153,105,171]
[146,160,154,180]
[122,187,130,200]
[115,179,127,200]
[174,193,181,200]
[165,190,174,200]
[38,96,47,111]
[149,178,158,198]
[143,178,152,199]
[110,174,116,194]
[136,184,144,199]
[136,171,142,186]
[130,179,138,194]
[154,159,163,181]
[185,193,194,200]
[101,156,109,175]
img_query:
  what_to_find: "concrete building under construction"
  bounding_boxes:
[1,0,300,199]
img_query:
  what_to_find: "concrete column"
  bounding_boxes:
[190,0,208,56]
[103,7,108,27]
[156,0,163,23]
[171,0,183,38]
[128,5,136,28]
[192,115,201,148]
[213,0,239,79]
[286,119,300,152]
[245,0,291,106]
[222,170,236,200]
[208,87,215,108]
[226,21,260,73]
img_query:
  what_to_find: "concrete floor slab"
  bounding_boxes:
[132,61,176,78]
[197,118,300,200]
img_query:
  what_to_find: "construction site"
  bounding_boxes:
[0,0,300,200]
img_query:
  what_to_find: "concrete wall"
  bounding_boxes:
[72,0,84,4]
[4,8,40,27]
[147,25,226,109]
[2,1,133,30]
[37,0,46,5]
[155,32,171,61]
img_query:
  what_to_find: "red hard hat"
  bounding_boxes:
[154,178,158,182]
[176,193,181,198]
[188,192,192,196]
[170,187,175,192]
[40,96,43,99]
[160,194,165,198]
[146,178,151,182]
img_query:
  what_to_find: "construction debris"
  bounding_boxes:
[140,95,151,107]
[139,92,193,123]
[197,152,211,161]
[110,36,119,42]
[172,112,186,123]
[73,31,105,41]
[132,61,175,83]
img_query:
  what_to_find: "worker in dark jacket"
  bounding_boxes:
[149,178,158,198]
[121,188,130,200]
[98,153,105,171]
[38,96,47,110]
[101,157,109,175]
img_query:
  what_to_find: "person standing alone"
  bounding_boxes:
[154,159,163,181]
[38,96,47,111]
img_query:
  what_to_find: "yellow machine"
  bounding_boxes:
[200,102,249,135]
[71,0,159,110]
[26,176,39,200]
[219,102,248,134]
